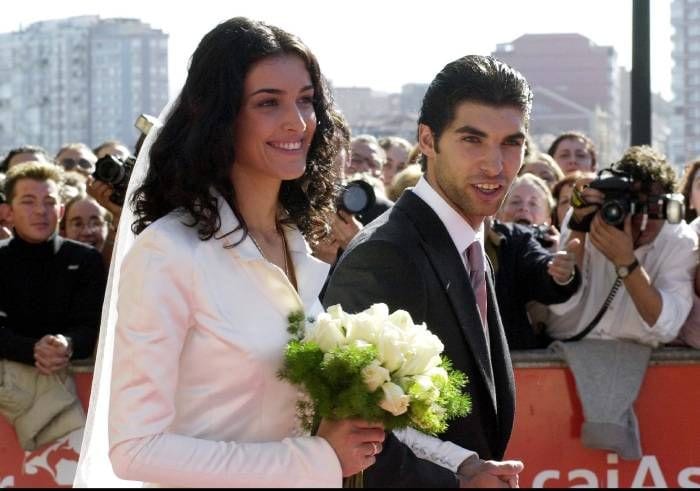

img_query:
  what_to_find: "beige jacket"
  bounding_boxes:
[0,359,85,450]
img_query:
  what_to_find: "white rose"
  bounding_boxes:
[379,382,410,416]
[365,303,389,321]
[425,366,449,386]
[408,374,440,403]
[388,309,415,331]
[326,304,345,321]
[345,312,381,344]
[395,332,443,377]
[307,313,346,352]
[376,326,407,372]
[361,359,391,392]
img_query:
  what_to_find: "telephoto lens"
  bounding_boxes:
[337,180,376,215]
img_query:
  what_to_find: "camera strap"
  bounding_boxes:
[562,277,622,342]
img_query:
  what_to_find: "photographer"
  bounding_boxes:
[548,146,698,346]
[86,118,151,265]
[312,121,391,266]
[86,171,123,267]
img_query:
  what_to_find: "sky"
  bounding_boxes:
[0,0,674,100]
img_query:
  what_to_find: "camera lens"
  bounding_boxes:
[339,180,375,215]
[94,155,125,184]
[601,200,626,226]
[342,185,369,213]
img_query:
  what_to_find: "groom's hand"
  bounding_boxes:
[317,418,385,477]
[457,455,524,488]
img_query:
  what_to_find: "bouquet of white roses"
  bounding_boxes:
[278,303,471,435]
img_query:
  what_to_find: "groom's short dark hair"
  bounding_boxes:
[418,55,532,147]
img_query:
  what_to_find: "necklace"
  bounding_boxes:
[248,225,289,279]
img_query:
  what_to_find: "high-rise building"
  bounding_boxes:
[492,33,622,163]
[0,16,168,157]
[671,0,700,167]
[399,83,428,116]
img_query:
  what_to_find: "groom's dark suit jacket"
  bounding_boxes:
[323,190,515,487]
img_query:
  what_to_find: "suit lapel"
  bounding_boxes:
[395,192,497,411]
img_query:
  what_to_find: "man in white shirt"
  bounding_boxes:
[548,145,698,346]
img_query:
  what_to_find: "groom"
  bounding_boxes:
[323,55,532,487]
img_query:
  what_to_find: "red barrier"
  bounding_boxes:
[505,360,700,488]
[0,371,92,488]
[1,356,698,487]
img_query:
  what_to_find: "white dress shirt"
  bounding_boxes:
[411,176,484,269]
[548,210,699,347]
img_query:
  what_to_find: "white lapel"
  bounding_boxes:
[281,225,330,314]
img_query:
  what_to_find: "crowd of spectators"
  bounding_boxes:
[1,119,699,463]
[3,125,698,370]
[0,138,134,377]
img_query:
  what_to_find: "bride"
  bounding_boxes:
[74,17,385,487]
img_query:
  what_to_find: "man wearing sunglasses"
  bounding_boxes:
[55,143,97,176]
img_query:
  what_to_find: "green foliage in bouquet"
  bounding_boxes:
[279,306,471,435]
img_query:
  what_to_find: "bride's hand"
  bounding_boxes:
[317,418,385,477]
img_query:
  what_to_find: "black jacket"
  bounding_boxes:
[488,221,580,350]
[0,233,106,364]
[323,191,515,487]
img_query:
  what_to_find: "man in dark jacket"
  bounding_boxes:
[324,55,536,487]
[0,162,106,373]
[487,219,580,349]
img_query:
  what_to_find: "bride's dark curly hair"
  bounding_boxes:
[131,17,339,243]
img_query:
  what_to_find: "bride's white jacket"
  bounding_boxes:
[108,192,471,488]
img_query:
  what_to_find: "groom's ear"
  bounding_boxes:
[418,124,437,159]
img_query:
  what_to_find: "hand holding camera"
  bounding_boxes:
[332,210,363,250]
[92,154,136,207]
[568,168,684,233]
[588,213,637,270]
[87,175,123,220]
[87,113,156,215]
[568,175,601,232]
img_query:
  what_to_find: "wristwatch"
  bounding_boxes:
[616,259,639,278]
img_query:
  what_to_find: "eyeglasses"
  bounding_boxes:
[60,158,94,171]
[67,218,107,231]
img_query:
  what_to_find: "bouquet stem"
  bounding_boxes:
[342,471,364,488]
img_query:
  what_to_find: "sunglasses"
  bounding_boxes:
[60,158,94,171]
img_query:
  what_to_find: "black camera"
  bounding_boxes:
[337,179,376,215]
[587,168,685,229]
[92,154,136,206]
